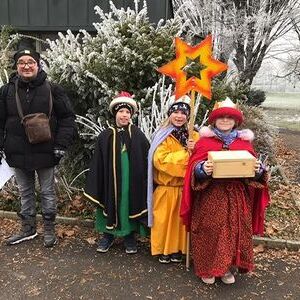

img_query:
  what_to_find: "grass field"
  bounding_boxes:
[263,93,300,109]
[262,93,300,131]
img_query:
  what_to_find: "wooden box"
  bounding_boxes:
[208,150,256,178]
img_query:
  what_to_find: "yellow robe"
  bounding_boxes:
[151,131,199,255]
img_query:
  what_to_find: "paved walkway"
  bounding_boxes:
[0,221,299,300]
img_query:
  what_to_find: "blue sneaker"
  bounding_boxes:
[96,234,114,253]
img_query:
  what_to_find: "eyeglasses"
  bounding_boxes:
[17,61,37,68]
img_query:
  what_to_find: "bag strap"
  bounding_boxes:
[14,78,53,120]
[14,79,24,119]
[45,81,53,116]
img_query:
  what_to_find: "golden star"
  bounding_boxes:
[158,35,228,100]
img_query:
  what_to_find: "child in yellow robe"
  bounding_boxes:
[147,96,199,263]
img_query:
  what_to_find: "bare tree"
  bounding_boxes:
[282,23,300,80]
[172,0,234,61]
[173,0,300,86]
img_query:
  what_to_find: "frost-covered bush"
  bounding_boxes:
[43,0,181,183]
[45,0,181,119]
[139,76,202,140]
[0,26,15,86]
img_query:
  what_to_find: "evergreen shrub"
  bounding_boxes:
[245,89,266,106]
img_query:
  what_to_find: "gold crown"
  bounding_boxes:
[212,97,237,110]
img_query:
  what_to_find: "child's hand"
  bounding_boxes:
[255,160,261,173]
[203,160,213,175]
[187,139,195,152]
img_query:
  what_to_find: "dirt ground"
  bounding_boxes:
[262,127,300,241]
[279,129,300,160]
[278,128,300,183]
[279,128,300,152]
[0,219,299,300]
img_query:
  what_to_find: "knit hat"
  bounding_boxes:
[208,97,244,125]
[109,91,138,116]
[14,48,40,65]
[167,95,191,117]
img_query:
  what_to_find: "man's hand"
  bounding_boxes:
[54,148,66,164]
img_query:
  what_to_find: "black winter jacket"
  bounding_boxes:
[0,70,76,170]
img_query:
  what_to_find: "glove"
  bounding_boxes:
[54,148,66,165]
[0,149,4,165]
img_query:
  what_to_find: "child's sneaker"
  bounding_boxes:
[124,233,137,254]
[170,252,182,263]
[201,277,215,284]
[159,255,170,264]
[221,271,235,284]
[96,233,114,253]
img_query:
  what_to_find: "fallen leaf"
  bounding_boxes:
[254,244,265,254]
[85,237,97,245]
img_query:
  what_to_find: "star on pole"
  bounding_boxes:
[157,35,228,100]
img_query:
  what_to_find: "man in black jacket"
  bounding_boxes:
[0,48,76,247]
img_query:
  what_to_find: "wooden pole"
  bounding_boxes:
[185,232,191,270]
[185,88,196,271]
[188,89,196,137]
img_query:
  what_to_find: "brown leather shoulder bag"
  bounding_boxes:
[15,79,53,144]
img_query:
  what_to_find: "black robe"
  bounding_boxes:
[84,124,149,229]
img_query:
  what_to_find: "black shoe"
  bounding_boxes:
[96,234,114,253]
[6,215,37,245]
[44,236,58,248]
[159,255,170,264]
[124,233,137,254]
[6,229,38,245]
[170,252,182,263]
[43,215,58,248]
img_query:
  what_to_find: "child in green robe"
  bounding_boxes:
[84,92,149,253]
